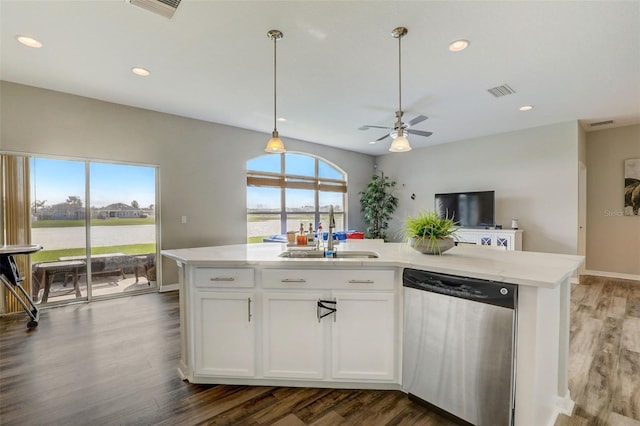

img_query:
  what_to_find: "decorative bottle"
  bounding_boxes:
[297,222,307,245]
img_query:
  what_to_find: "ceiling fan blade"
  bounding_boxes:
[406,129,433,137]
[359,125,391,131]
[407,115,428,127]
[375,133,391,142]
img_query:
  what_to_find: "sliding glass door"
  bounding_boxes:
[30,158,88,304]
[29,156,158,305]
[89,162,157,297]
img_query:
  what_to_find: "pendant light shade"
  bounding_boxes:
[389,129,412,152]
[264,29,286,153]
[265,130,285,153]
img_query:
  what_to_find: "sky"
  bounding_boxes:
[30,158,156,208]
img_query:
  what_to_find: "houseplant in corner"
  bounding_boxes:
[404,210,459,255]
[359,172,398,241]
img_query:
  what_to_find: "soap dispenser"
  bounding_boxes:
[307,223,315,245]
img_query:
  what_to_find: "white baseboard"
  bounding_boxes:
[583,269,640,282]
[556,391,575,416]
[159,283,179,292]
[549,392,575,426]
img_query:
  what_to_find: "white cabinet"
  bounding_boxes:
[262,292,325,379]
[261,268,397,383]
[194,291,255,377]
[331,292,395,380]
[185,265,397,385]
[192,267,256,378]
[455,228,523,251]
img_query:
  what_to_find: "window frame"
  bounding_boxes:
[246,152,347,240]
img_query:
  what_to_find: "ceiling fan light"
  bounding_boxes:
[265,131,286,153]
[389,134,412,152]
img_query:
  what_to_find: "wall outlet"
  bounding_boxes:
[181,215,187,224]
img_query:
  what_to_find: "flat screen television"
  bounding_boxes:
[435,190,495,228]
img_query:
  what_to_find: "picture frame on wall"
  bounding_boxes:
[624,158,640,216]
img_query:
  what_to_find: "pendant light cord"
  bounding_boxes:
[398,33,402,114]
[273,36,277,132]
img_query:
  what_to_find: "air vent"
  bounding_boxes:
[590,120,614,127]
[487,84,516,98]
[127,0,181,19]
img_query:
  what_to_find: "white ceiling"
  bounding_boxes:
[2,0,639,155]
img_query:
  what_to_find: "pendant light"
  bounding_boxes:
[389,27,412,153]
[264,29,286,153]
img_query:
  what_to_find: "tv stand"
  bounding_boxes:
[455,228,523,251]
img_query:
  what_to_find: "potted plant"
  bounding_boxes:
[404,210,459,254]
[359,172,398,241]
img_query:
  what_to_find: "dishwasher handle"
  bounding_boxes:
[402,268,517,309]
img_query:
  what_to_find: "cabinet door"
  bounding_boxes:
[263,292,325,379]
[194,291,255,377]
[331,292,395,380]
[496,235,511,249]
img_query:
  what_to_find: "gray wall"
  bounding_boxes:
[586,124,640,276]
[376,122,581,255]
[1,81,375,283]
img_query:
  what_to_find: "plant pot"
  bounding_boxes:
[408,237,455,255]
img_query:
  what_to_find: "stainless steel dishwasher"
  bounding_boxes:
[402,268,517,426]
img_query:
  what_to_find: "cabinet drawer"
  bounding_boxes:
[194,268,255,288]
[261,269,394,290]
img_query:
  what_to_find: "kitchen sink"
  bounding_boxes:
[278,250,379,259]
[333,250,380,258]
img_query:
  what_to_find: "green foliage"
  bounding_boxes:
[404,210,458,243]
[359,172,398,240]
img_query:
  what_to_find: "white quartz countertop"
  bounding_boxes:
[162,242,583,289]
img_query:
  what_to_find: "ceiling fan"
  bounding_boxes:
[359,27,433,152]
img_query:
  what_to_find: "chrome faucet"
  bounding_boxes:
[327,205,336,252]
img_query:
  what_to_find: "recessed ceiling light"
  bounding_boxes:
[519,105,534,111]
[17,35,42,48]
[368,141,377,145]
[276,117,287,122]
[131,67,150,77]
[448,39,469,52]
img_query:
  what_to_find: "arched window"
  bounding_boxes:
[246,153,347,243]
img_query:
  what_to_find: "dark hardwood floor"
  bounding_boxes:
[1,275,638,425]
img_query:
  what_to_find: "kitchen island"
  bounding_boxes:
[163,242,583,426]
